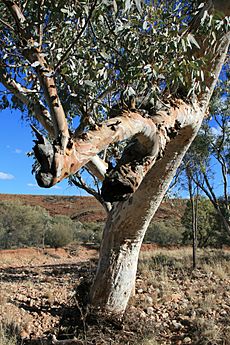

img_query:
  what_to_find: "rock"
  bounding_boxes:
[140,311,147,318]
[187,310,196,319]
[172,319,183,330]
[20,330,30,339]
[145,296,153,305]
[146,307,154,315]
[162,312,169,319]
[137,289,143,294]
[170,293,182,302]
[183,337,192,344]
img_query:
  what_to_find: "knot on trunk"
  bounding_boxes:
[101,165,139,202]
[33,136,56,188]
[101,132,166,202]
[32,128,74,188]
[101,156,154,202]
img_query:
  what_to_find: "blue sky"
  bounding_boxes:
[0,109,86,196]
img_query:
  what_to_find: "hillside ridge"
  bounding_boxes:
[0,193,186,223]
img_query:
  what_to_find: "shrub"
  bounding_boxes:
[45,215,75,247]
[74,222,103,244]
[0,201,49,249]
[144,221,184,246]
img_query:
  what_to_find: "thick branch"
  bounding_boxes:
[1,0,26,30]
[86,156,108,180]
[212,0,230,16]
[33,99,201,192]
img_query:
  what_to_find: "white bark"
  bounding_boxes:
[86,156,108,181]
[91,110,203,313]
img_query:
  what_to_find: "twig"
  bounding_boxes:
[38,0,44,51]
[0,18,15,32]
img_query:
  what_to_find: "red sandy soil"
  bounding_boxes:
[0,246,98,269]
[0,194,186,223]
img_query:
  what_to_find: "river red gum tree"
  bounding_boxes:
[0,0,229,314]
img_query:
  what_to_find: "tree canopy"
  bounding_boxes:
[0,0,229,202]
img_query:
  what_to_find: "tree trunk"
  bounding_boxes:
[189,180,195,269]
[90,121,203,314]
[194,176,230,236]
[193,188,198,269]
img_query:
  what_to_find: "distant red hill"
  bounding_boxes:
[0,194,186,223]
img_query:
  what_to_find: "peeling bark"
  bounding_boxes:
[90,120,203,314]
[34,100,201,196]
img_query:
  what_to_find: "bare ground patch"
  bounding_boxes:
[0,246,230,345]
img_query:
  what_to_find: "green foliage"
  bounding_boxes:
[74,222,103,244]
[0,0,228,124]
[45,215,76,248]
[0,202,76,249]
[144,221,184,246]
[181,197,225,247]
[0,201,49,249]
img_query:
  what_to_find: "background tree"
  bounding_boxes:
[45,215,76,248]
[0,0,229,315]
[177,77,230,237]
[182,197,225,247]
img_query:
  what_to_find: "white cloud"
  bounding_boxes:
[15,148,22,154]
[0,172,15,180]
[27,183,37,187]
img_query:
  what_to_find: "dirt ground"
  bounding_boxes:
[1,246,230,345]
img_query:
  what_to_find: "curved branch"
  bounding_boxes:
[33,99,202,196]
[2,0,69,143]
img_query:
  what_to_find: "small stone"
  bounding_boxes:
[170,293,182,302]
[20,330,30,339]
[146,307,154,315]
[145,296,153,305]
[183,337,192,344]
[172,319,183,330]
[137,289,143,294]
[162,312,169,319]
[140,311,147,318]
